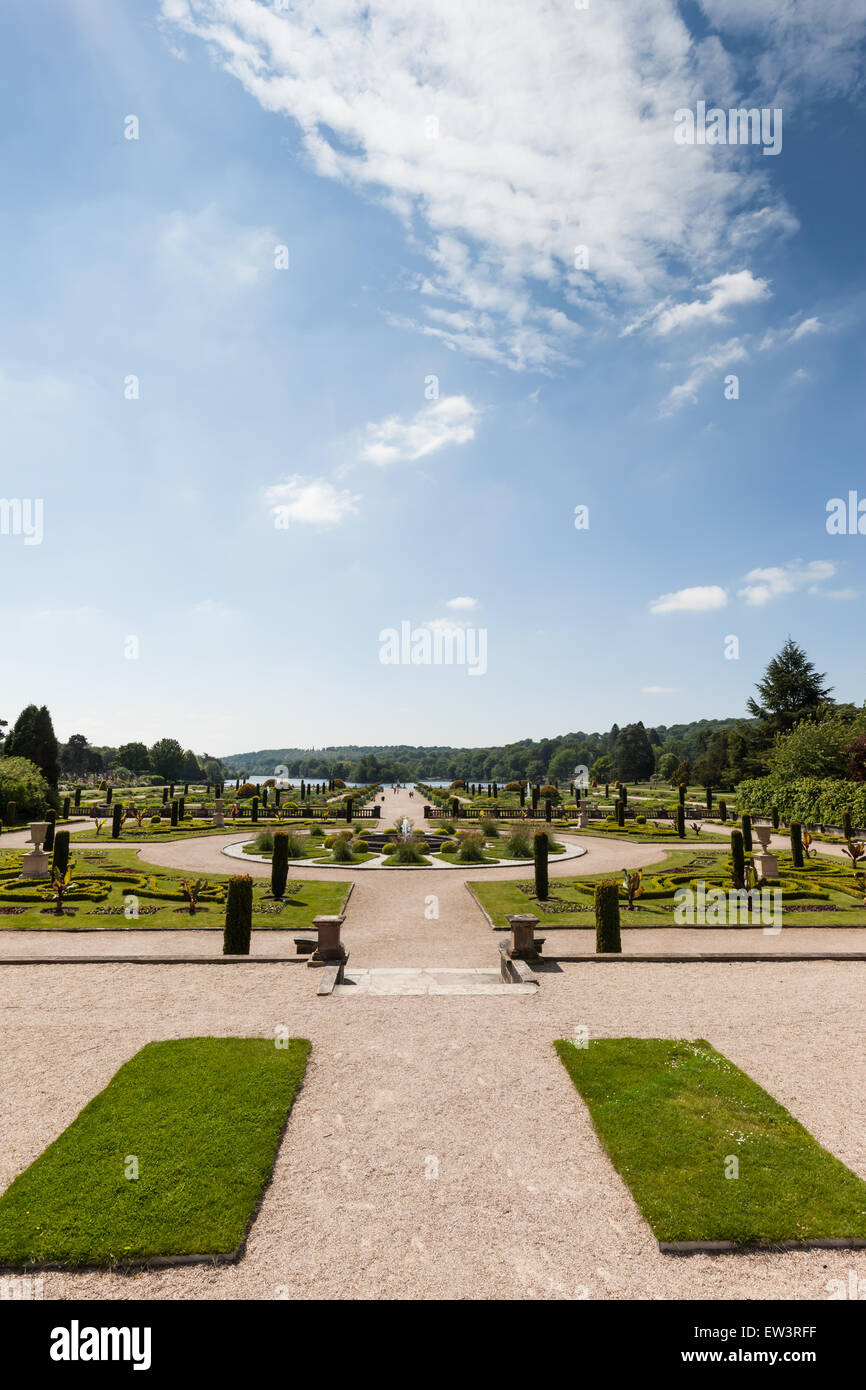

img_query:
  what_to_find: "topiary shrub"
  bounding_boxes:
[251,796,259,824]
[438,838,458,853]
[676,804,685,838]
[772,803,780,830]
[790,820,804,868]
[52,829,70,877]
[533,830,549,900]
[595,881,622,953]
[111,804,123,839]
[719,800,727,822]
[635,815,646,825]
[741,811,753,852]
[271,831,289,898]
[843,810,853,840]
[730,828,746,889]
[223,875,253,954]
[170,801,179,828]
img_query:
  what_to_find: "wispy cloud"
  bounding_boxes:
[642,684,679,693]
[446,596,478,610]
[360,396,479,466]
[162,1,799,367]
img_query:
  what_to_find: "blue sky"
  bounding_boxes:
[2,0,865,754]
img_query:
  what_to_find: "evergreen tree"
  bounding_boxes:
[5,704,59,787]
[747,639,832,736]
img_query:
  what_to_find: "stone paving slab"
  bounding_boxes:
[334,967,537,996]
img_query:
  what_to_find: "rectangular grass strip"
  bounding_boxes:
[0,1036,310,1268]
[554,1037,866,1246]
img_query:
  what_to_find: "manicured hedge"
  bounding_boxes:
[736,776,866,828]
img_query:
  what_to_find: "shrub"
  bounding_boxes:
[0,757,53,822]
[533,830,549,900]
[504,829,532,858]
[150,816,160,825]
[595,881,622,953]
[772,803,780,830]
[790,821,804,869]
[457,833,486,863]
[223,875,253,954]
[540,784,558,799]
[251,796,259,824]
[719,800,727,822]
[282,833,305,857]
[843,810,853,840]
[676,805,685,838]
[170,801,179,827]
[237,783,257,798]
[480,819,499,838]
[351,837,367,853]
[439,821,455,834]
[741,812,753,852]
[737,775,866,829]
[635,815,646,825]
[331,838,355,863]
[438,838,458,853]
[253,829,274,852]
[111,804,123,839]
[389,840,427,864]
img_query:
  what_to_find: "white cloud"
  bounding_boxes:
[162,0,799,368]
[630,270,771,338]
[659,337,748,414]
[446,596,477,609]
[157,204,275,290]
[650,585,728,615]
[737,560,837,606]
[265,475,360,526]
[360,395,479,466]
[696,0,866,102]
[759,315,823,350]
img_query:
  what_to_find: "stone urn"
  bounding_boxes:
[21,822,50,879]
[212,798,225,828]
[751,821,778,879]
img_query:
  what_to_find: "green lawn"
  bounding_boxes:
[0,847,350,930]
[0,1037,310,1267]
[469,847,866,927]
[68,817,348,843]
[555,1038,866,1245]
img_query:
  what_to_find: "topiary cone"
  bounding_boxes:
[595,881,621,953]
[533,831,549,900]
[271,832,289,900]
[224,875,253,954]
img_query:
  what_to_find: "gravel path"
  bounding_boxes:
[1,959,863,1301]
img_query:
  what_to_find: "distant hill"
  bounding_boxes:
[220,718,751,782]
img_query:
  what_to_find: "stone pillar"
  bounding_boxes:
[212,798,225,828]
[505,913,540,960]
[308,914,347,965]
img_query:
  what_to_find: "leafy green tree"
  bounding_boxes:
[116,742,151,774]
[771,712,866,780]
[590,754,613,783]
[657,751,678,780]
[747,639,832,736]
[0,755,55,818]
[149,738,185,781]
[60,733,91,777]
